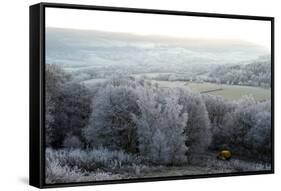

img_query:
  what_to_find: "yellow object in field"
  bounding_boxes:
[217,150,232,160]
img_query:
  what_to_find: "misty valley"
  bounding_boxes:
[45,28,271,184]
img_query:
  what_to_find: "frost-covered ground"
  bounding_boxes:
[45,148,270,184]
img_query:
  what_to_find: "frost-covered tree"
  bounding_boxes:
[45,64,69,147]
[45,64,92,148]
[63,135,83,149]
[203,94,236,150]
[222,96,257,151]
[203,94,236,126]
[84,78,140,153]
[132,87,188,165]
[245,109,271,162]
[57,82,92,147]
[203,94,271,161]
[176,89,211,156]
[221,98,271,161]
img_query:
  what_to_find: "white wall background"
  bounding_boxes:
[0,0,279,190]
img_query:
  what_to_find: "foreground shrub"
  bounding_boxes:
[46,158,124,184]
[46,148,143,172]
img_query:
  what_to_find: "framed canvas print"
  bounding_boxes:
[30,2,274,188]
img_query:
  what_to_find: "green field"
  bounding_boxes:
[82,77,270,101]
[154,81,270,101]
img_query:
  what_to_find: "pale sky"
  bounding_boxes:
[46,7,271,49]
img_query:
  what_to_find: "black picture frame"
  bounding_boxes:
[30,2,274,189]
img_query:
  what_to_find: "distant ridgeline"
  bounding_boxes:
[46,27,270,89]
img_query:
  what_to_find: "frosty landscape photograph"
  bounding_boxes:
[45,8,272,184]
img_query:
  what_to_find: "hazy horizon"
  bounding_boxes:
[46,27,270,71]
[46,7,271,49]
[46,27,270,50]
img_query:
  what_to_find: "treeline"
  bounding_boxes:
[139,57,271,89]
[204,95,271,162]
[45,65,92,148]
[46,64,271,164]
[206,57,271,88]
